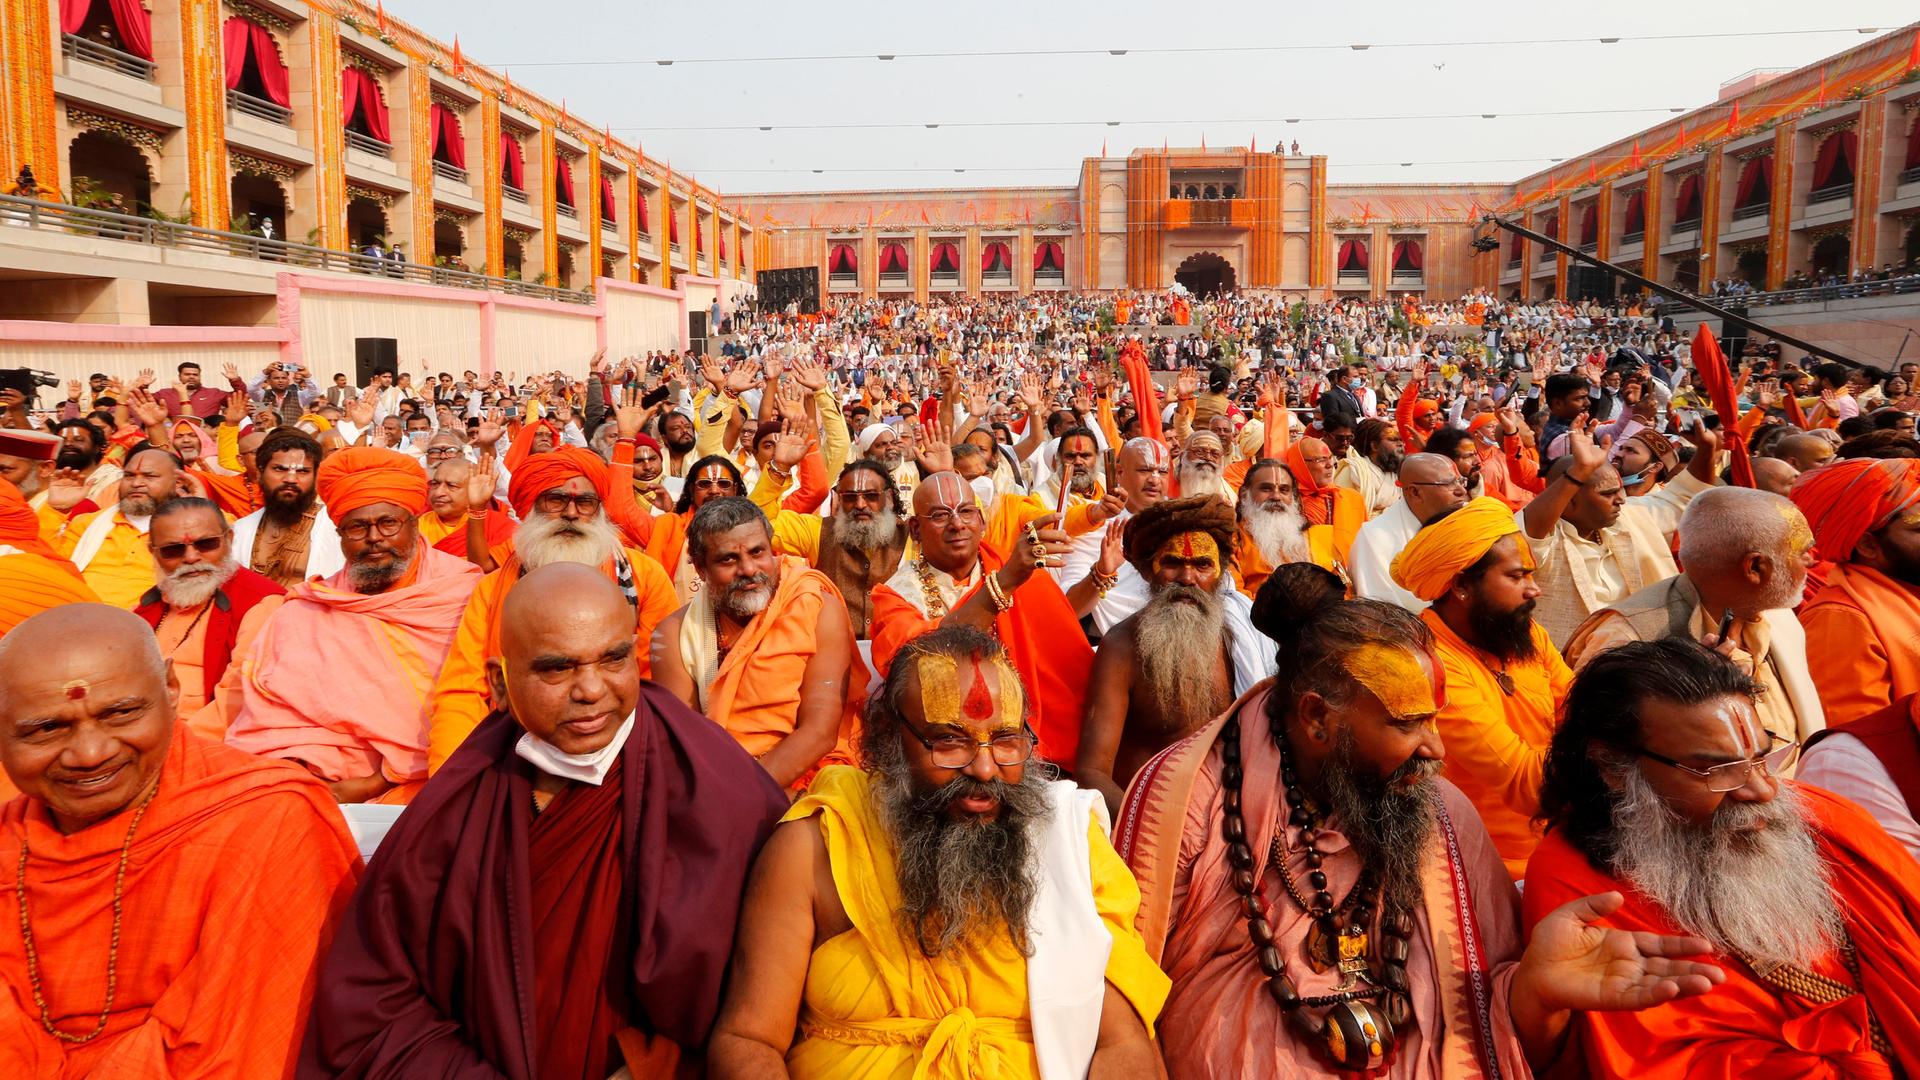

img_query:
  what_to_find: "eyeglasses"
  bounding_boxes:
[1403,477,1468,491]
[838,488,890,505]
[153,536,224,560]
[692,477,737,492]
[921,506,985,529]
[425,446,462,459]
[535,491,602,515]
[1633,730,1801,792]
[338,516,410,542]
[895,713,1037,769]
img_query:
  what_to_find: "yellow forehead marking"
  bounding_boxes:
[1155,531,1221,568]
[1779,505,1815,556]
[1343,643,1437,722]
[917,651,1022,730]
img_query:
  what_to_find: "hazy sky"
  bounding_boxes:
[389,0,1915,194]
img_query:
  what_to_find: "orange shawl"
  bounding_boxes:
[0,724,360,1079]
[1285,442,1365,566]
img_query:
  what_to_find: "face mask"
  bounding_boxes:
[1348,378,1363,390]
[1617,469,1650,488]
[970,476,997,507]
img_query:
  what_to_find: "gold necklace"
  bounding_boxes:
[913,559,950,619]
[16,777,161,1044]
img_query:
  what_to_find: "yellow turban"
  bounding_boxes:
[1389,496,1526,602]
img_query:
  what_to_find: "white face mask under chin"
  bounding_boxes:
[970,476,997,506]
[514,712,635,786]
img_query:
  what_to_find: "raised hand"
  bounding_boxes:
[67,379,83,402]
[126,387,167,428]
[615,404,648,440]
[914,418,954,475]
[699,358,728,394]
[47,467,88,512]
[344,397,376,429]
[723,363,758,396]
[134,367,155,390]
[771,421,809,470]
[1677,414,1720,456]
[1088,484,1128,525]
[966,381,992,418]
[1093,519,1126,577]
[1017,372,1044,415]
[466,454,498,507]
[789,356,827,393]
[1514,891,1723,1016]
[998,511,1074,589]
[1566,417,1608,482]
[223,389,248,426]
[1176,368,1199,401]
[588,347,608,375]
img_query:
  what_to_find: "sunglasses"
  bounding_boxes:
[154,536,223,560]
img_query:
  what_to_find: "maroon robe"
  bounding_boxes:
[297,683,788,1079]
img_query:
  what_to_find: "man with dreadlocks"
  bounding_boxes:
[708,627,1171,1080]
[1116,565,1725,1078]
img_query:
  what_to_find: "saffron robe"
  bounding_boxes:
[0,725,361,1079]
[298,689,789,1079]
[1799,564,1920,726]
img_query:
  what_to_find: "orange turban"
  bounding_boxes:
[1413,399,1441,418]
[509,447,609,518]
[1390,496,1527,602]
[0,555,99,638]
[315,446,429,523]
[1467,413,1498,434]
[503,418,563,475]
[1790,458,1920,564]
[1286,437,1334,498]
[0,478,74,570]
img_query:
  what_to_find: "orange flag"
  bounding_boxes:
[1908,30,1920,72]
[1690,326,1754,488]
[1724,101,1741,138]
[1629,139,1644,170]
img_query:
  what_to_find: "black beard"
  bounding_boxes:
[263,484,317,526]
[1466,594,1538,663]
[665,433,696,455]
[56,447,101,471]
[1310,721,1438,908]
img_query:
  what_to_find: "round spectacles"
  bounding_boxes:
[535,491,602,515]
[339,516,410,542]
[897,713,1037,769]
[1634,731,1801,793]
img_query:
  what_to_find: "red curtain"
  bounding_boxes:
[341,68,390,143]
[1733,158,1772,208]
[1811,131,1857,190]
[499,134,524,189]
[1391,240,1423,271]
[430,104,465,168]
[1508,233,1523,260]
[879,242,908,274]
[637,194,649,233]
[1539,213,1559,240]
[1674,175,1702,222]
[554,156,575,206]
[669,213,678,244]
[601,177,617,220]
[829,244,856,273]
[694,218,703,251]
[1034,241,1064,270]
[1623,191,1646,236]
[719,231,727,260]
[222,19,288,106]
[1336,239,1367,271]
[981,241,1010,272]
[63,0,152,59]
[931,241,959,272]
[1907,117,1920,170]
[1578,205,1598,245]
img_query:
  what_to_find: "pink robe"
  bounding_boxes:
[1116,682,1533,1078]
[227,545,481,785]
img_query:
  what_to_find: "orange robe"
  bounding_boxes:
[0,724,361,1079]
[1800,564,1920,727]
[1286,445,1366,569]
[426,545,677,774]
[869,546,1095,768]
[0,553,97,640]
[683,557,867,789]
[191,467,259,520]
[1231,523,1339,599]
[419,509,514,559]
[1524,784,1920,1078]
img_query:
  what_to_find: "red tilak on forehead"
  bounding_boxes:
[1177,533,1197,559]
[963,653,994,720]
[63,680,88,700]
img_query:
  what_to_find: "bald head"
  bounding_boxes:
[1751,456,1799,497]
[1399,452,1470,524]
[1773,434,1834,473]
[0,604,175,833]
[493,564,638,757]
[1398,452,1457,485]
[1677,487,1812,615]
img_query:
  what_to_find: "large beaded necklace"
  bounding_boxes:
[1218,707,1415,1074]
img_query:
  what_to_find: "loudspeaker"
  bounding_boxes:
[1566,265,1616,303]
[354,338,398,387]
[688,312,710,358]
[755,267,820,315]
[1720,306,1750,362]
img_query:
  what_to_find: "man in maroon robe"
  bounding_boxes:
[299,563,788,1079]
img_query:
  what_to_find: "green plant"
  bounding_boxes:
[532,271,552,285]
[145,197,194,225]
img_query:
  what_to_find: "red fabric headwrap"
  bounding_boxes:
[1791,458,1920,563]
[316,447,430,523]
[509,447,610,517]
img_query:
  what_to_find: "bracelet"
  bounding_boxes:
[1091,567,1120,597]
[469,508,490,520]
[767,466,793,482]
[982,571,1015,613]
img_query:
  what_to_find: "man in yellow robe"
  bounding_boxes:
[56,447,188,608]
[708,626,1170,1079]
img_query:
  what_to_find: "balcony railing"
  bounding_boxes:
[1506,255,1522,268]
[0,193,594,304]
[1390,270,1424,286]
[670,242,681,254]
[931,270,960,288]
[556,203,576,219]
[1578,241,1597,253]
[1035,269,1065,286]
[828,272,858,290]
[344,130,390,158]
[62,33,155,81]
[879,271,909,290]
[1808,183,1852,206]
[1653,271,1920,312]
[228,90,292,126]
[503,184,528,204]
[1731,202,1768,222]
[1903,166,1920,186]
[1672,215,1701,233]
[983,270,1014,287]
[1336,269,1369,283]
[601,218,617,234]
[432,160,467,184]
[1620,230,1644,246]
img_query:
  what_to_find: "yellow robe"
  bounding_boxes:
[784,767,1168,1080]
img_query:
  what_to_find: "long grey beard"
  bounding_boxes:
[1606,768,1840,969]
[1318,724,1439,909]
[515,510,620,571]
[1178,461,1222,493]
[347,550,412,593]
[833,507,899,552]
[1242,503,1312,566]
[157,555,238,608]
[870,732,1052,959]
[1133,585,1229,733]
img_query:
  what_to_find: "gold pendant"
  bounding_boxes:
[1304,914,1344,973]
[1331,925,1375,991]
[1323,1000,1395,1073]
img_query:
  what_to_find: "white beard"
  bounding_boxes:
[516,510,621,571]
[1242,503,1312,566]
[1608,770,1842,970]
[1178,461,1222,494]
[157,555,238,608]
[833,508,899,552]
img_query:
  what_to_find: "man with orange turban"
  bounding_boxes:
[227,447,481,804]
[1391,496,1574,879]
[1793,458,1920,725]
[0,476,97,672]
[425,446,676,776]
[1285,436,1366,568]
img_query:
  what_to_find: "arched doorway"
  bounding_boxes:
[346,196,388,249]
[500,235,525,278]
[68,130,151,213]
[1810,234,1850,280]
[1674,258,1700,293]
[1734,249,1767,286]
[554,244,576,288]
[1174,251,1236,297]
[432,217,465,268]
[230,172,286,238]
[1906,224,1919,270]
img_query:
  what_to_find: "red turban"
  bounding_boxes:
[509,447,609,518]
[1790,458,1920,563]
[316,447,429,524]
[0,478,76,571]
[503,418,563,475]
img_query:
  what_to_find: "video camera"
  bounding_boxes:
[0,367,59,404]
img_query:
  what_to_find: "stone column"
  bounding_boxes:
[308,12,347,250]
[481,95,502,277]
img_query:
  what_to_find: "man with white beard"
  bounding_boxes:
[1529,638,1920,1076]
[758,458,911,638]
[1232,459,1339,597]
[1348,453,1470,612]
[1077,495,1277,815]
[133,497,285,739]
[1174,430,1231,501]
[1059,436,1172,634]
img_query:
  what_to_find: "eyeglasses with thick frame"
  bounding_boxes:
[894,712,1038,769]
[153,535,224,560]
[338,516,410,542]
[1633,729,1801,793]
[534,490,602,515]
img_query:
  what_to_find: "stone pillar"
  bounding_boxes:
[1596,182,1614,264]
[538,124,557,282]
[913,229,929,303]
[1017,227,1034,294]
[1761,125,1791,289]
[1307,156,1328,294]
[585,151,602,285]
[655,179,671,290]
[1553,195,1570,299]
[1,0,60,191]
[1370,225,1389,301]
[1641,169,1664,288]
[308,12,347,250]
